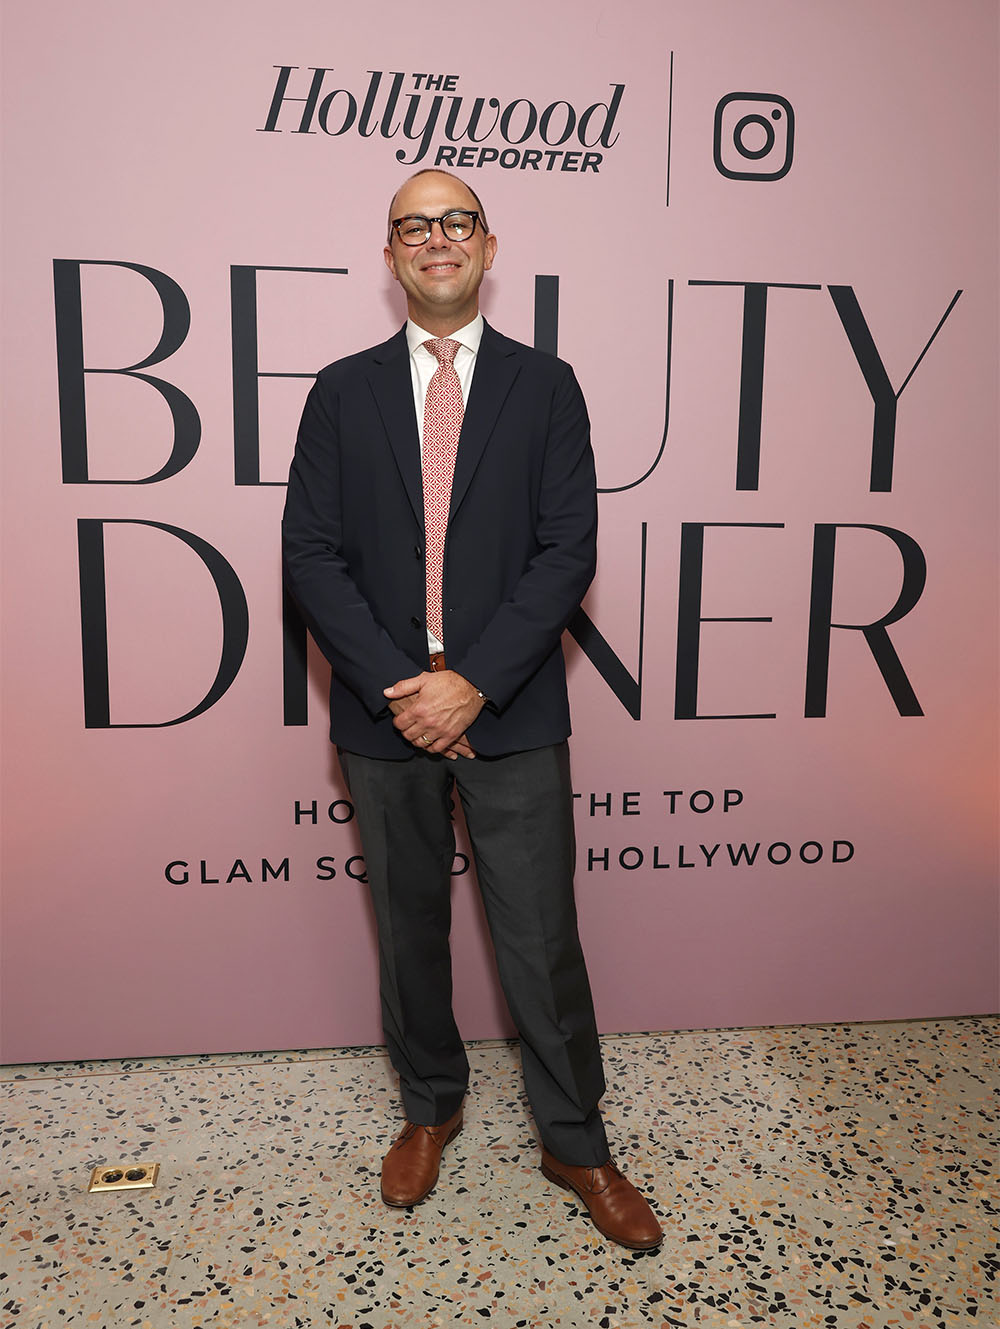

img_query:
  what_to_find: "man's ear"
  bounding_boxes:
[383,244,398,280]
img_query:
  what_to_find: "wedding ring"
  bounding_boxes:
[420,734,431,745]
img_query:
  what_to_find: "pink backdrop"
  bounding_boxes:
[2,0,997,1063]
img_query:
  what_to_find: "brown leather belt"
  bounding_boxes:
[429,652,447,672]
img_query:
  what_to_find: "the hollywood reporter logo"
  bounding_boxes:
[259,67,624,175]
[714,92,794,180]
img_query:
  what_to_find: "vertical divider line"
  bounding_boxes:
[666,50,675,207]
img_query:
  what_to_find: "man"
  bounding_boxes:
[282,169,661,1250]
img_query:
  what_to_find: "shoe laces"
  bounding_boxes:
[588,1160,624,1192]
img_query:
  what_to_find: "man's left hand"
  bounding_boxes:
[384,671,485,756]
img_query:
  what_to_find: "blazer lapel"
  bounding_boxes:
[449,320,521,520]
[366,320,522,526]
[366,327,424,527]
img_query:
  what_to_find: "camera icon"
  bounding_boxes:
[713,92,795,181]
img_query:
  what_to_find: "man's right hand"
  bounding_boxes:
[387,696,476,760]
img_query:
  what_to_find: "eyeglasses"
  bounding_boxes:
[390,211,482,246]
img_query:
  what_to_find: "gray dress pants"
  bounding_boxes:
[338,741,610,1166]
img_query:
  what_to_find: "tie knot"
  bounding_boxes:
[424,337,460,368]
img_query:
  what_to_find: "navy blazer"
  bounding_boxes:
[281,319,598,758]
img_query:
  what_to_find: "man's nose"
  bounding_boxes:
[426,220,451,246]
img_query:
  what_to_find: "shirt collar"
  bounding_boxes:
[406,313,484,359]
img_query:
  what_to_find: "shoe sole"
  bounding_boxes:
[380,1119,464,1207]
[540,1161,664,1251]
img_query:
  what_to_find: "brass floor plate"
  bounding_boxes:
[87,1162,160,1193]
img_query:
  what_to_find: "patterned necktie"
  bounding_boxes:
[421,338,464,646]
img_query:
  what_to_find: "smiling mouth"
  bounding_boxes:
[422,261,461,273]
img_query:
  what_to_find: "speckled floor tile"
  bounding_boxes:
[1,1018,997,1328]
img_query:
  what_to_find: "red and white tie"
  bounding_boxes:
[421,338,463,646]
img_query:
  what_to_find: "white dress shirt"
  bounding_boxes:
[406,314,483,653]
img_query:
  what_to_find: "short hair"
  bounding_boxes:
[386,169,490,242]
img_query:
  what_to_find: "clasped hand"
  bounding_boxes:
[384,669,484,760]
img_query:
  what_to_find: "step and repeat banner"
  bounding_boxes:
[2,0,997,1062]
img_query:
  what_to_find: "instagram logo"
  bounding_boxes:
[713,92,795,181]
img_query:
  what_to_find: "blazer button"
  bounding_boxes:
[414,545,423,560]
[410,616,422,629]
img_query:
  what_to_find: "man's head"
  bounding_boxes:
[383,169,497,336]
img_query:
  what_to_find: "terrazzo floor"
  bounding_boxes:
[2,1017,997,1329]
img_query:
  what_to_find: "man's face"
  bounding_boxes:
[383,172,497,332]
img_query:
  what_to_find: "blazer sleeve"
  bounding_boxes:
[282,372,420,717]
[455,361,597,710]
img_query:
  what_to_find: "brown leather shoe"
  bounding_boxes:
[540,1148,663,1250]
[380,1106,463,1207]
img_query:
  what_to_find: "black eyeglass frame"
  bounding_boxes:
[389,210,483,246]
